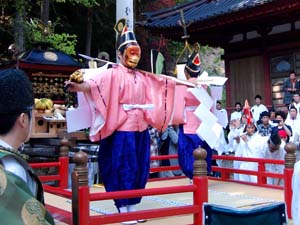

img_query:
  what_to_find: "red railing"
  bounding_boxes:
[211,155,284,188]
[42,148,208,225]
[30,156,69,189]
[30,142,295,223]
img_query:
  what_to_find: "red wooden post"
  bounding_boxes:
[59,137,69,189]
[257,162,266,185]
[193,146,208,225]
[72,150,89,225]
[284,143,296,219]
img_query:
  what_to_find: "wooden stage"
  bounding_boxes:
[45,178,293,225]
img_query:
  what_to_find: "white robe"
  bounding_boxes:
[292,161,300,225]
[236,133,265,182]
[259,141,286,185]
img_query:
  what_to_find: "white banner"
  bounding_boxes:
[116,0,134,30]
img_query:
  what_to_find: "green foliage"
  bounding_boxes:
[47,33,77,55]
[25,18,77,55]
[60,0,111,7]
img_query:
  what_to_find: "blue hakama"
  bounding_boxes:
[178,125,212,179]
[98,129,150,208]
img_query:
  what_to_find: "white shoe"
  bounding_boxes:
[121,221,138,225]
[137,219,147,223]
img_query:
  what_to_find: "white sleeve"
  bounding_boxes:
[292,161,300,225]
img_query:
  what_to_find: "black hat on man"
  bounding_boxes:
[115,19,138,52]
[185,43,202,78]
[0,69,34,114]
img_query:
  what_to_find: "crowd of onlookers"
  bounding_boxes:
[213,93,300,185]
[149,91,300,183]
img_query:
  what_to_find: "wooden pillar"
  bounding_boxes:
[224,55,232,110]
[262,53,272,107]
[193,146,208,225]
[284,142,296,219]
[72,150,89,225]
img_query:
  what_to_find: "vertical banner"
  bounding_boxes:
[116,0,134,62]
[116,0,134,30]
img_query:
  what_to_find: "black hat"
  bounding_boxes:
[114,18,138,51]
[185,43,202,78]
[0,69,34,114]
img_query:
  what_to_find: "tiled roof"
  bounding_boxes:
[143,0,276,28]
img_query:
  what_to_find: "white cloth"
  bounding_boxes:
[214,108,228,128]
[251,104,268,123]
[122,103,154,111]
[0,139,13,149]
[292,161,300,225]
[230,111,242,121]
[285,117,300,143]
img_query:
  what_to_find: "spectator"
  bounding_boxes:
[251,94,268,124]
[213,100,229,130]
[292,160,300,225]
[285,106,300,142]
[159,125,182,177]
[149,126,160,178]
[272,111,292,142]
[268,107,277,126]
[289,93,300,113]
[0,69,54,225]
[230,102,242,121]
[257,111,273,136]
[283,71,300,107]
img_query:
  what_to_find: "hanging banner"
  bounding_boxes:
[116,0,134,30]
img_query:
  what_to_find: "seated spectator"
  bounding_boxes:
[251,94,268,125]
[257,111,273,136]
[272,111,292,142]
[0,69,54,224]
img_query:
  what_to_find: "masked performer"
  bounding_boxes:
[65,19,175,224]
[0,69,54,225]
[172,44,212,179]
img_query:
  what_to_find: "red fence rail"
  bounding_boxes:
[30,139,296,224]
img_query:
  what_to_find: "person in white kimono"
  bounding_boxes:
[259,132,286,185]
[226,114,245,179]
[292,160,300,225]
[235,122,263,182]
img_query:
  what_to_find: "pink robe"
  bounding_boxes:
[85,64,175,141]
